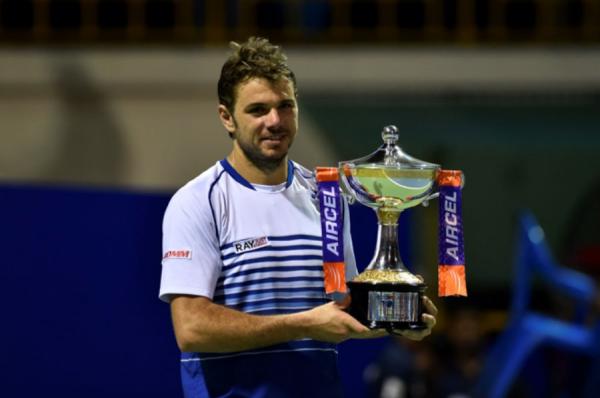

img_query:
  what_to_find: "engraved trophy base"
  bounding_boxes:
[347,280,427,333]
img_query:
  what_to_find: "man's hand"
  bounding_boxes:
[297,295,372,343]
[297,294,437,343]
[393,296,438,341]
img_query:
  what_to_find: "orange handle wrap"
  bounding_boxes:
[438,170,462,187]
[323,262,347,294]
[316,167,339,182]
[438,265,468,296]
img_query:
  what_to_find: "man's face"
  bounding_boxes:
[221,77,298,172]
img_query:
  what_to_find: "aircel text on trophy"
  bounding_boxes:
[339,125,440,332]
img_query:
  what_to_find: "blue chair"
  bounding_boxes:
[473,211,600,398]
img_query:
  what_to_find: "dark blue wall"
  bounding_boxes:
[0,184,412,397]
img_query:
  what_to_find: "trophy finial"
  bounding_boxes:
[382,125,399,145]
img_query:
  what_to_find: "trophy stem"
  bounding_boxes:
[366,208,407,272]
[348,205,426,330]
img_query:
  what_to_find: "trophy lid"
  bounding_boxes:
[356,125,439,170]
[339,125,440,210]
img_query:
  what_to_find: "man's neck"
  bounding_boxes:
[227,151,288,186]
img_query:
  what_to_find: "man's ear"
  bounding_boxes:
[218,105,236,134]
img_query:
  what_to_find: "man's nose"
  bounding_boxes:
[264,108,280,127]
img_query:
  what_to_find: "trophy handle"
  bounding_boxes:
[337,165,356,205]
[420,192,439,207]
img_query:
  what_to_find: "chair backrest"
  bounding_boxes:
[472,210,599,398]
[510,210,596,323]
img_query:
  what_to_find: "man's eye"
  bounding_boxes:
[249,107,267,115]
[279,103,294,110]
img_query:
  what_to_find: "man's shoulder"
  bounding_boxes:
[169,162,226,205]
[290,160,315,182]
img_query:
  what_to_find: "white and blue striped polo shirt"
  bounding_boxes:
[159,159,357,398]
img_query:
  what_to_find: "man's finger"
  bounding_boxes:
[398,328,431,341]
[352,328,388,339]
[422,313,436,328]
[422,296,438,316]
[347,317,370,334]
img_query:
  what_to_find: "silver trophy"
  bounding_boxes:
[340,125,440,332]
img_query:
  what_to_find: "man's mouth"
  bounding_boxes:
[261,134,286,143]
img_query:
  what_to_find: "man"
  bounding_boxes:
[159,37,437,398]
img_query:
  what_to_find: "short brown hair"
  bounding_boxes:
[217,37,297,112]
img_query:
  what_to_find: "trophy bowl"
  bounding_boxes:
[339,125,440,332]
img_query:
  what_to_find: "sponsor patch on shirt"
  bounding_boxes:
[163,249,192,260]
[233,236,270,254]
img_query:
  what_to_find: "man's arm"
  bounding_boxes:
[171,294,436,353]
[171,294,375,353]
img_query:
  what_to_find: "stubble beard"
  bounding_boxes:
[235,132,292,174]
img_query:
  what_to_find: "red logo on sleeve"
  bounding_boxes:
[163,250,192,260]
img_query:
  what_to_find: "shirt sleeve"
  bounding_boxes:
[159,187,222,302]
